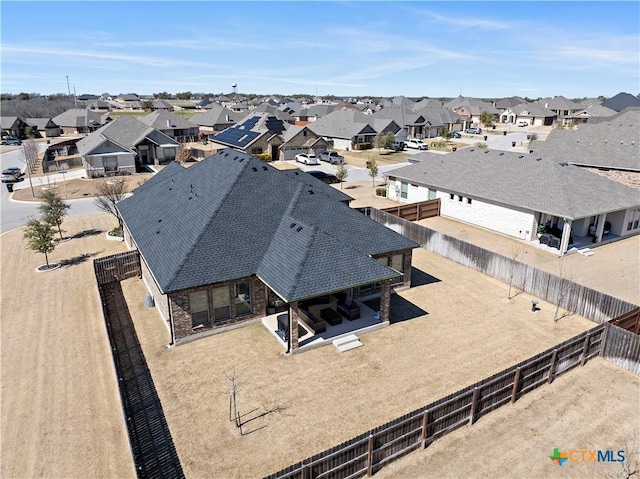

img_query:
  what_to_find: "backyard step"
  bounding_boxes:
[333,334,363,352]
[578,248,596,257]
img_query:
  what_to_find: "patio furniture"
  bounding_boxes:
[298,307,326,334]
[321,307,342,326]
[336,296,361,320]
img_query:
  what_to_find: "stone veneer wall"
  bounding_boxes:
[170,276,267,342]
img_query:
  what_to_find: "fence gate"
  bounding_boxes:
[93,250,141,285]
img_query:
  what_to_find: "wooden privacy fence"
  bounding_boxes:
[367,208,638,324]
[93,250,141,285]
[602,322,640,375]
[609,307,640,334]
[265,325,606,479]
[380,199,440,222]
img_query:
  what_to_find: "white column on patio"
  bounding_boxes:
[595,213,607,243]
[559,218,573,257]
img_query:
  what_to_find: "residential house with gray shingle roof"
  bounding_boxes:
[76,115,179,177]
[535,96,584,126]
[0,116,28,138]
[499,102,556,126]
[188,105,243,136]
[52,109,111,135]
[209,112,292,160]
[443,96,500,126]
[385,148,640,255]
[24,118,60,138]
[117,149,419,347]
[532,108,640,172]
[307,109,383,150]
[279,125,330,161]
[138,110,200,142]
[602,92,640,112]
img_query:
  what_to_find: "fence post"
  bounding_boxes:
[469,387,480,425]
[420,410,430,449]
[301,460,310,479]
[547,349,558,384]
[367,433,374,477]
[511,367,521,403]
[580,334,591,366]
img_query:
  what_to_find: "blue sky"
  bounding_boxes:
[1,1,638,99]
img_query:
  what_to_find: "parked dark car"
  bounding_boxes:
[1,167,22,182]
[306,170,340,184]
[451,131,462,139]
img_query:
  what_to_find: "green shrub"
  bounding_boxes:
[429,140,447,150]
[108,226,123,237]
[254,153,272,162]
[375,187,387,197]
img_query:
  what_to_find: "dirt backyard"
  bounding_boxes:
[120,245,600,478]
[1,213,635,479]
[377,358,639,479]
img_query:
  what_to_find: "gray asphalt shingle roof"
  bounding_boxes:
[533,108,640,171]
[308,109,378,139]
[387,148,639,220]
[118,149,417,299]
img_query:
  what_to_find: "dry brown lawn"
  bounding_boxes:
[121,245,598,478]
[377,358,639,479]
[12,172,154,202]
[1,213,631,479]
[0,214,134,478]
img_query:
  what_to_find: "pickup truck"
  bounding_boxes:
[319,151,344,164]
[405,139,428,150]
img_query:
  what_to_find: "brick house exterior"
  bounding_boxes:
[118,149,419,348]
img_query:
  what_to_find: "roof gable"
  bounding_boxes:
[118,149,418,298]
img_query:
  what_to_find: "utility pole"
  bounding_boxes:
[22,143,35,198]
[73,86,78,108]
[66,75,71,96]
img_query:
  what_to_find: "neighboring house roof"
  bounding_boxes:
[494,97,526,109]
[117,149,418,299]
[76,116,177,156]
[138,110,198,131]
[86,100,112,110]
[151,99,174,110]
[24,118,58,130]
[503,103,557,118]
[212,112,287,149]
[118,93,140,101]
[602,92,640,112]
[535,96,583,112]
[52,109,110,128]
[387,148,639,220]
[567,104,618,119]
[304,104,336,118]
[412,98,443,110]
[533,108,640,171]
[0,116,25,129]
[307,109,377,139]
[189,105,243,127]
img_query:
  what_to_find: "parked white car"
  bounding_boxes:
[517,120,529,127]
[295,153,319,165]
[405,139,428,150]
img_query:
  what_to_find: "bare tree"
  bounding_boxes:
[335,163,348,190]
[554,258,573,321]
[22,139,39,173]
[93,179,126,232]
[508,243,524,299]
[605,430,639,479]
[176,144,191,164]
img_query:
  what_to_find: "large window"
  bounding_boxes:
[400,182,408,199]
[190,291,210,328]
[103,156,117,172]
[234,282,251,316]
[212,285,230,322]
[389,254,404,273]
[164,147,176,161]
